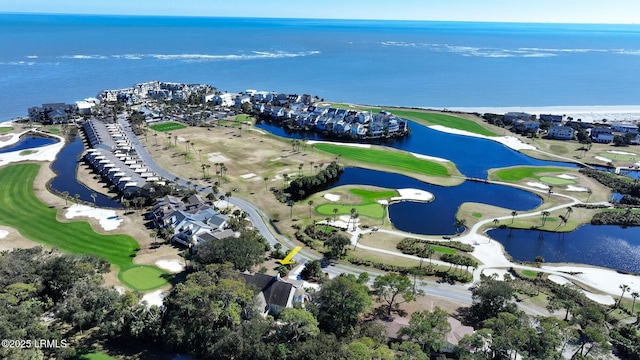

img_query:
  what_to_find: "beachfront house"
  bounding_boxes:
[611,123,638,134]
[539,114,563,124]
[503,112,532,125]
[547,125,575,140]
[590,127,615,143]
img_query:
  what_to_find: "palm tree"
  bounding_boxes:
[307,200,314,218]
[332,208,338,222]
[225,191,232,208]
[547,186,553,200]
[618,284,630,308]
[287,200,294,218]
[264,176,269,190]
[453,218,466,234]
[511,211,518,224]
[586,189,593,202]
[631,292,639,315]
[201,164,207,178]
[381,203,388,225]
[564,206,573,220]
[74,193,81,204]
[185,139,190,153]
[309,161,314,174]
[90,192,97,207]
[351,212,359,231]
[541,211,550,226]
[298,163,304,176]
[61,191,69,206]
[493,218,499,227]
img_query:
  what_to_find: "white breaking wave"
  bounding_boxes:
[380,42,640,58]
[57,50,321,62]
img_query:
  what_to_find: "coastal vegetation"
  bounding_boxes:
[0,163,168,291]
[284,161,343,201]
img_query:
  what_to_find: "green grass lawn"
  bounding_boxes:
[316,202,385,219]
[119,266,169,291]
[315,188,397,219]
[549,144,568,154]
[314,143,451,177]
[0,164,167,291]
[0,126,13,134]
[521,269,538,278]
[390,110,497,137]
[19,150,37,156]
[432,245,456,255]
[493,167,567,181]
[472,212,483,218]
[80,352,118,360]
[149,122,187,132]
[538,176,575,185]
[599,151,638,161]
[236,115,253,121]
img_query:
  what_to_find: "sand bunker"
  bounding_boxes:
[207,152,230,163]
[323,193,341,202]
[548,275,572,285]
[526,182,550,190]
[566,185,588,192]
[156,259,184,273]
[411,152,449,163]
[0,230,8,239]
[557,174,578,180]
[65,204,123,231]
[391,188,434,202]
[240,173,257,179]
[481,268,510,281]
[306,140,371,148]
[141,290,165,308]
[582,291,615,305]
[595,156,612,162]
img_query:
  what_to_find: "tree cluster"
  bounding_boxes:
[193,228,270,271]
[285,161,343,201]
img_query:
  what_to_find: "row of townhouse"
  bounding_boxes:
[204,90,315,108]
[83,119,160,197]
[255,103,408,137]
[150,194,233,247]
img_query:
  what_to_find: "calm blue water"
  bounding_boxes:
[0,135,58,153]
[332,167,541,235]
[488,226,640,274]
[257,121,576,178]
[2,14,640,122]
[50,134,122,208]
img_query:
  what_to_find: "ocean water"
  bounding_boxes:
[1,14,640,121]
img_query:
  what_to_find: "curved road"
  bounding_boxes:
[119,116,559,314]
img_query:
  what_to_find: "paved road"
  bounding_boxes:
[119,117,556,314]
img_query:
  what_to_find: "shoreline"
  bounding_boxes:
[443,104,640,123]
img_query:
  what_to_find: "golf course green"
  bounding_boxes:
[0,163,168,291]
[313,143,452,178]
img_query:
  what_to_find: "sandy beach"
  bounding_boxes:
[446,105,640,123]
